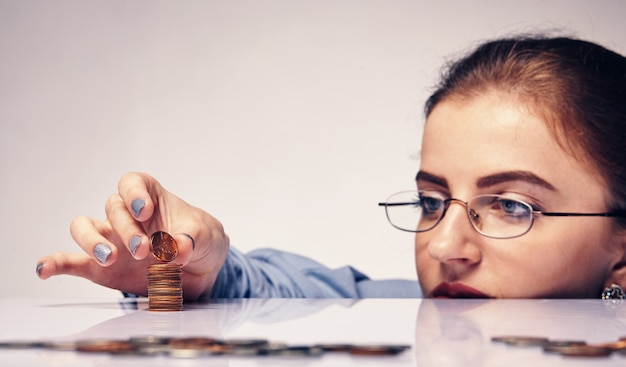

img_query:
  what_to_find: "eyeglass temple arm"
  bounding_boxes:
[539,211,626,217]
[378,202,418,207]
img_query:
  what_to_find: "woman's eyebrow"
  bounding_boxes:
[415,171,448,188]
[476,171,556,190]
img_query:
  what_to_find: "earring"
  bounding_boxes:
[601,284,626,300]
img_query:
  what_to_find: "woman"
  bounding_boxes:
[410,36,626,298]
[36,34,626,299]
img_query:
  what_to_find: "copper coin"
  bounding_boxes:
[148,295,183,300]
[148,305,182,311]
[543,344,612,357]
[148,263,182,270]
[262,345,324,357]
[0,340,46,349]
[315,343,354,352]
[129,336,171,346]
[593,340,626,350]
[168,346,224,358]
[44,341,78,351]
[546,340,587,347]
[150,231,179,262]
[256,342,290,355]
[168,337,221,348]
[491,335,549,347]
[349,344,411,356]
[222,339,269,348]
[76,339,138,353]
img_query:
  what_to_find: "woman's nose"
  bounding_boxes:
[426,201,482,267]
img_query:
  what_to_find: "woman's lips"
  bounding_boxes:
[432,282,491,298]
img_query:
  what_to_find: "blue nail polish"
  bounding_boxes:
[130,236,141,255]
[94,243,112,264]
[36,263,43,277]
[131,198,145,218]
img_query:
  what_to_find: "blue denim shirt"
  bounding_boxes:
[208,247,423,299]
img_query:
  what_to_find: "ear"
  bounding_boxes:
[603,239,626,292]
[605,261,626,290]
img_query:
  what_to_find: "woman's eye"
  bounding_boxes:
[498,199,530,217]
[420,196,443,213]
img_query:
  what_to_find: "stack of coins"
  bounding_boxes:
[148,231,183,312]
[147,263,183,311]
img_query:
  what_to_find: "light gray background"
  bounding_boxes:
[2,1,625,298]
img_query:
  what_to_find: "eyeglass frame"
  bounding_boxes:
[378,190,626,239]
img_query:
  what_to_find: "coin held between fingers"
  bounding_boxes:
[150,231,178,262]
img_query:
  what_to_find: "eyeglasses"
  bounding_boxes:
[378,190,626,239]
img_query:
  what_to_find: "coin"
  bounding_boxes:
[256,342,289,355]
[75,339,138,353]
[592,339,626,350]
[349,344,411,356]
[315,343,354,352]
[261,345,324,357]
[545,340,587,347]
[222,338,269,348]
[543,344,612,357]
[44,340,78,351]
[150,231,179,262]
[0,340,46,349]
[168,348,215,358]
[491,335,549,347]
[128,335,171,349]
[219,339,271,356]
[168,337,221,348]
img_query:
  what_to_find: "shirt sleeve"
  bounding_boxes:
[207,247,423,299]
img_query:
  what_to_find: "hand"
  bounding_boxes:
[36,172,230,301]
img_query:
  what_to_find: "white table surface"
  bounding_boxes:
[1,297,625,366]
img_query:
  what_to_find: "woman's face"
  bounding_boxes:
[415,93,625,298]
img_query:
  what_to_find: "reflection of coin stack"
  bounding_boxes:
[147,263,183,311]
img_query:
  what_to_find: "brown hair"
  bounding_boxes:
[425,36,626,216]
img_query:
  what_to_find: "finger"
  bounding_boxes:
[117,172,158,222]
[169,209,211,265]
[171,232,195,266]
[105,193,151,260]
[36,252,149,296]
[69,216,118,266]
[36,252,99,280]
[173,213,229,271]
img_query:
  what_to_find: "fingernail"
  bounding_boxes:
[94,243,112,264]
[36,263,43,277]
[130,236,142,256]
[131,198,145,218]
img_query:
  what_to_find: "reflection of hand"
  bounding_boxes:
[36,172,230,301]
